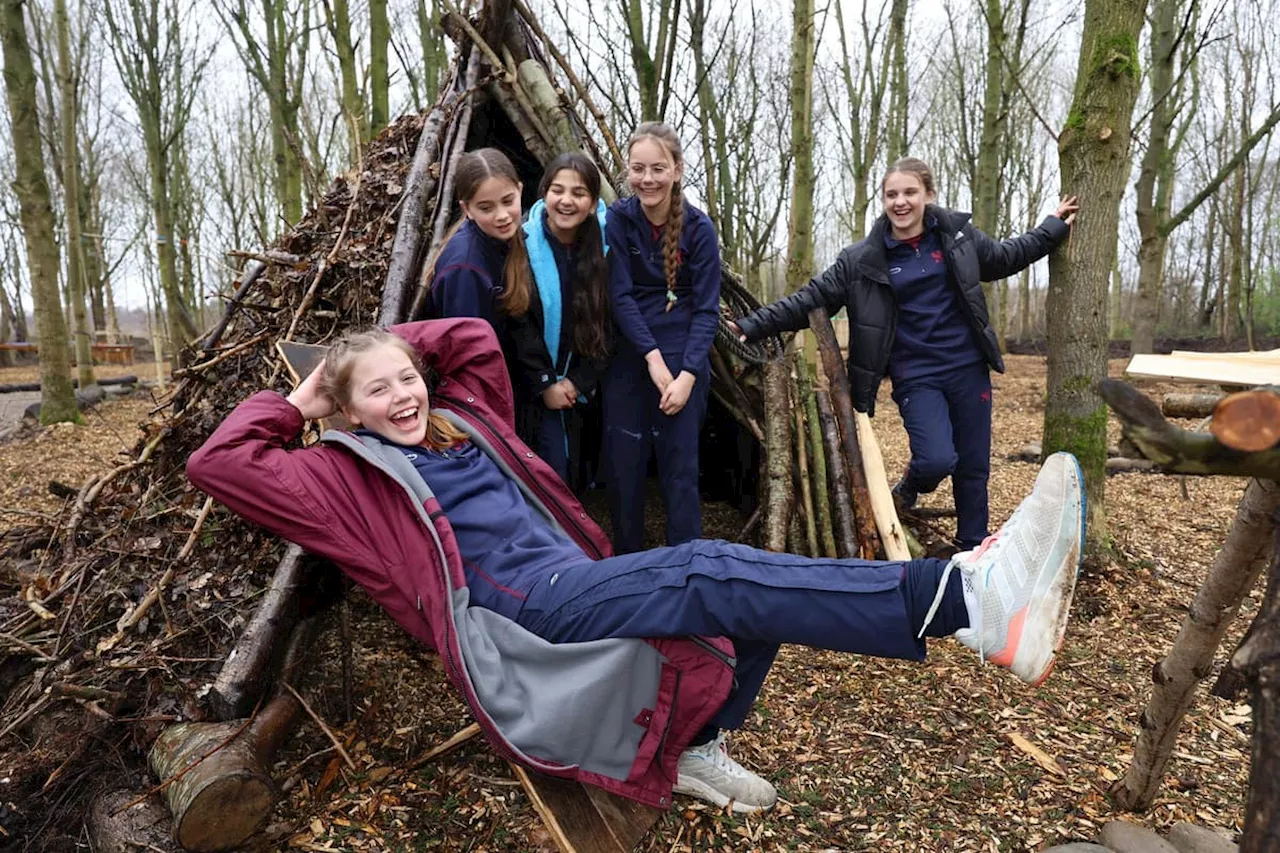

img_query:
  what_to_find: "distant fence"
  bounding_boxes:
[0,342,135,365]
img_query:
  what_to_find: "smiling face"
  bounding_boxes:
[881,170,935,239]
[340,343,431,446]
[543,168,596,243]
[627,137,681,222]
[461,176,522,241]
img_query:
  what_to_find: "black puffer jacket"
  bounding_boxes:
[737,206,1070,415]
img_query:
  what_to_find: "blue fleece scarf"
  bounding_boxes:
[523,198,608,368]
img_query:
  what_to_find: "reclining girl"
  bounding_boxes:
[187,318,1085,815]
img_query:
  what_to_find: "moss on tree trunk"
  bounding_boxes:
[1043,0,1146,554]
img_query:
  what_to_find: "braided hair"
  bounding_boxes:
[627,122,685,306]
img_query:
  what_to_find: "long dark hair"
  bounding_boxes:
[445,148,533,317]
[538,152,611,360]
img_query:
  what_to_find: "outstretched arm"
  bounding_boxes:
[974,196,1077,280]
[735,247,856,342]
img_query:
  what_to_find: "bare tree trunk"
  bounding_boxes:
[53,0,94,389]
[1044,0,1146,555]
[1130,0,1180,355]
[784,0,815,293]
[323,0,364,145]
[1114,478,1279,810]
[369,0,389,135]
[883,0,909,161]
[0,0,79,423]
[974,0,1007,346]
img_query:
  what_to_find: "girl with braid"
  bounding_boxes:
[603,122,721,553]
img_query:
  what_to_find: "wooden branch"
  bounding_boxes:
[814,386,857,558]
[509,0,625,176]
[1112,478,1279,811]
[225,249,304,267]
[1098,379,1280,479]
[761,359,793,552]
[1161,392,1224,419]
[798,360,837,558]
[809,307,880,558]
[380,97,453,325]
[1238,521,1280,853]
[792,371,819,558]
[201,260,267,356]
[406,722,482,770]
[854,411,912,561]
[207,545,312,720]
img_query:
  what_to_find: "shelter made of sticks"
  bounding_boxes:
[0,2,913,849]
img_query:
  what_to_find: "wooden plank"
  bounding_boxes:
[1169,348,1280,361]
[275,341,352,431]
[853,412,912,561]
[511,764,660,853]
[1125,353,1280,387]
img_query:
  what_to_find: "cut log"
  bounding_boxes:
[0,374,136,394]
[1162,392,1225,419]
[1098,379,1280,480]
[510,765,661,853]
[148,693,296,852]
[1211,389,1280,453]
[150,617,320,852]
[88,789,179,853]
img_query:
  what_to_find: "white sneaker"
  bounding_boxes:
[673,733,777,814]
[922,451,1085,685]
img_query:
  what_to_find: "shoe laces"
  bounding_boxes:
[915,529,1005,664]
[691,734,739,774]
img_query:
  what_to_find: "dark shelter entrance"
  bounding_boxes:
[431,95,764,535]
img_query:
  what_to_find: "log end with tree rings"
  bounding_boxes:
[1210,390,1280,453]
[148,721,276,852]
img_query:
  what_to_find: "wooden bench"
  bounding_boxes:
[0,342,135,365]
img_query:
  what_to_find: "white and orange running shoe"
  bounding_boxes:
[923,451,1086,686]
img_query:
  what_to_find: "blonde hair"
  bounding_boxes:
[318,327,468,450]
[627,122,685,295]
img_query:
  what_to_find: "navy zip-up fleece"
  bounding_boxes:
[884,225,984,383]
[373,435,591,620]
[430,219,511,337]
[606,196,721,375]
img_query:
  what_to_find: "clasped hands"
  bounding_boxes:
[645,349,695,415]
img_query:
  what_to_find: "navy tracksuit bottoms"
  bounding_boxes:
[603,352,710,553]
[517,540,967,732]
[892,362,993,549]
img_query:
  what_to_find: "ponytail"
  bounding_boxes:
[501,227,532,317]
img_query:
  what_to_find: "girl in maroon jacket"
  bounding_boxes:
[188,319,1085,815]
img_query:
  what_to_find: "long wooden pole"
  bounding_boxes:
[808,306,880,558]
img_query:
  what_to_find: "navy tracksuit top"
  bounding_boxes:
[883,226,984,384]
[430,219,511,337]
[606,196,721,375]
[384,438,590,620]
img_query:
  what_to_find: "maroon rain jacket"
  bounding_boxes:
[187,318,735,807]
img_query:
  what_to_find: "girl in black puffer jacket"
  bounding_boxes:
[734,157,1077,549]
